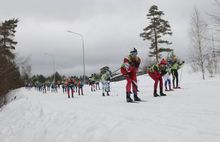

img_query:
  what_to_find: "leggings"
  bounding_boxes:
[171,69,178,87]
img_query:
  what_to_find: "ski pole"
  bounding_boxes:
[179,64,184,83]
[131,79,139,93]
[112,67,121,74]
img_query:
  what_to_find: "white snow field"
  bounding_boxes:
[1,65,220,142]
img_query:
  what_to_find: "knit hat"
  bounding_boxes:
[159,58,167,65]
[130,48,138,56]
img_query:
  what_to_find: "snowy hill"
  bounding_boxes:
[1,65,220,142]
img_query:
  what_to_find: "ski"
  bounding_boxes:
[127,100,147,103]
[127,101,139,103]
[165,89,174,91]
[136,100,147,102]
[173,87,182,89]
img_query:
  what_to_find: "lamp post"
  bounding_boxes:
[67,30,86,84]
[45,53,56,83]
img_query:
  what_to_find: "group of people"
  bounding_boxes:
[88,67,111,97]
[62,77,84,98]
[25,78,84,98]
[120,48,184,102]
[88,74,101,92]
[25,81,58,93]
[26,48,184,102]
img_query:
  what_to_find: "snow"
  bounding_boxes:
[1,65,220,142]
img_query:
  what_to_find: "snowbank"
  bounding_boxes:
[1,64,220,142]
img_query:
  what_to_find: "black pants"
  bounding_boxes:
[171,69,178,87]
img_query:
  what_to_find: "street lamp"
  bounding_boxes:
[45,53,56,83]
[67,30,86,84]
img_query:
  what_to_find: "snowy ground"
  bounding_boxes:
[1,65,220,142]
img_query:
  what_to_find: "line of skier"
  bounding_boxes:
[25,48,184,102]
[120,48,184,102]
[25,81,58,93]
[26,77,84,98]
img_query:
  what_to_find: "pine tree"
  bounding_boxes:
[0,18,21,106]
[0,19,19,59]
[140,5,172,63]
[54,72,62,83]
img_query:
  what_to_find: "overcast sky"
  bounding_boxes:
[0,0,214,76]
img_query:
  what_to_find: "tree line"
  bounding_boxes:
[189,0,220,79]
[0,19,24,106]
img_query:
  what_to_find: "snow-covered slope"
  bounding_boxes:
[1,65,220,142]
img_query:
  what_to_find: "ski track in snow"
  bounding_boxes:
[1,65,220,142]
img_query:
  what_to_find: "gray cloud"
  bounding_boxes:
[0,0,214,76]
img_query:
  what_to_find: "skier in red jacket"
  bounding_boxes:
[121,48,141,102]
[147,59,167,97]
[66,77,75,98]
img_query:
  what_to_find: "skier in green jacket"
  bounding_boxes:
[170,56,184,89]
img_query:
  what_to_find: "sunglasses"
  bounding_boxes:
[130,52,137,56]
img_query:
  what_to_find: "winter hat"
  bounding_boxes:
[130,48,138,56]
[159,58,167,65]
[172,55,177,61]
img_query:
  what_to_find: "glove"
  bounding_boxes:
[182,61,185,64]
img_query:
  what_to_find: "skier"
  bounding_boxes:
[89,74,96,92]
[121,48,141,102]
[51,82,58,93]
[163,59,173,91]
[66,77,75,98]
[95,80,100,90]
[101,68,111,96]
[61,79,67,93]
[42,82,47,93]
[77,80,84,95]
[147,59,167,97]
[73,79,78,93]
[170,56,184,89]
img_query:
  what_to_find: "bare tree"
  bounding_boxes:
[190,8,208,80]
[206,40,215,77]
[210,0,220,31]
[210,35,219,74]
[209,0,220,74]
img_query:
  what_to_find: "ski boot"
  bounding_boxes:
[134,93,141,101]
[160,89,166,96]
[175,86,181,89]
[153,90,160,97]
[107,92,110,96]
[102,93,105,96]
[126,92,133,102]
[169,84,174,91]
[160,92,166,96]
